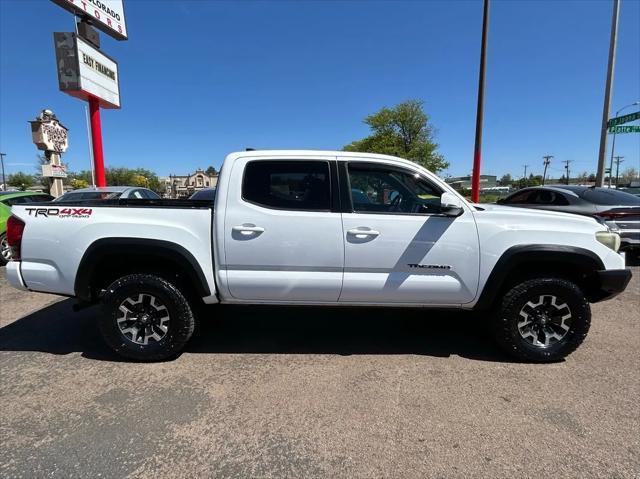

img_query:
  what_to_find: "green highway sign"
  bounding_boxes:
[607,111,640,127]
[608,125,640,134]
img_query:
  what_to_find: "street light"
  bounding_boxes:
[608,101,640,187]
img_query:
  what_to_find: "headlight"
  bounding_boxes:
[596,231,621,252]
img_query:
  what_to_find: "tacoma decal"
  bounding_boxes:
[408,263,452,270]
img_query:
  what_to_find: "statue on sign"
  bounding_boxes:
[29,109,69,154]
[29,109,68,198]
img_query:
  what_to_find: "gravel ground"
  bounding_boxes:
[0,266,638,478]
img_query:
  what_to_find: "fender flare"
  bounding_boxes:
[473,245,604,310]
[74,238,211,301]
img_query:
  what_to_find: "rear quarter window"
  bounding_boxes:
[581,189,640,206]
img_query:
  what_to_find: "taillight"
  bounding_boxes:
[595,209,639,220]
[6,215,25,261]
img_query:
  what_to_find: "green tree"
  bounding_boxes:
[106,167,162,192]
[499,173,512,186]
[70,178,89,189]
[8,172,35,190]
[205,166,218,176]
[576,171,589,184]
[620,167,639,184]
[527,174,542,187]
[343,99,448,173]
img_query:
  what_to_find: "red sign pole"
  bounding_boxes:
[471,0,490,203]
[88,96,106,187]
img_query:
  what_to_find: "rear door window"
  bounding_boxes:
[242,161,331,211]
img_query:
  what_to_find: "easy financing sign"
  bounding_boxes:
[54,32,120,108]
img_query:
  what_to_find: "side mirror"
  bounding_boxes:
[440,192,464,217]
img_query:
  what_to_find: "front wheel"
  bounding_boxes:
[491,278,591,362]
[99,274,196,361]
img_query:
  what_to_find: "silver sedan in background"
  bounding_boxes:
[54,186,161,202]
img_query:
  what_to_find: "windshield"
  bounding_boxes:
[55,191,123,202]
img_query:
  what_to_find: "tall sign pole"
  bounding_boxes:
[595,0,620,187]
[50,0,127,188]
[471,0,490,203]
[89,97,106,186]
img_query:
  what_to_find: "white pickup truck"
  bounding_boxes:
[5,150,632,362]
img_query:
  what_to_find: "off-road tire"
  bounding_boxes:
[99,274,196,361]
[491,278,591,362]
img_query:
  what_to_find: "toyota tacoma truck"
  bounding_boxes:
[4,150,632,362]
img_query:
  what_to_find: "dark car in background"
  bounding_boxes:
[498,185,640,252]
[189,187,216,201]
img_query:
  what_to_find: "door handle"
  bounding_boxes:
[232,224,265,235]
[347,228,380,238]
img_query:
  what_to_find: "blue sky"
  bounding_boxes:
[1,0,638,179]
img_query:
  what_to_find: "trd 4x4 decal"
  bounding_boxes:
[25,207,93,218]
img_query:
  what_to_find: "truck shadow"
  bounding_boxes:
[0,299,515,363]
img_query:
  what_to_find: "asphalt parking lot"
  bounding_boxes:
[1,266,639,478]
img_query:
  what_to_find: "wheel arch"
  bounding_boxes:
[474,245,605,310]
[74,238,211,302]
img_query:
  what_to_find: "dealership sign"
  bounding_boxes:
[54,32,120,109]
[50,0,127,40]
[42,163,68,178]
[30,118,69,153]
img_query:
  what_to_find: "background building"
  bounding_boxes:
[162,169,218,198]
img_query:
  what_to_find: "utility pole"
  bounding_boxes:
[595,0,620,186]
[0,153,6,191]
[614,156,624,187]
[471,0,490,203]
[563,160,573,185]
[542,155,553,185]
[523,164,529,187]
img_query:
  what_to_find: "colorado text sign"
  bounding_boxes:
[51,0,127,40]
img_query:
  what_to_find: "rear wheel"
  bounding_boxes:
[0,233,11,265]
[492,278,591,362]
[99,274,195,361]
